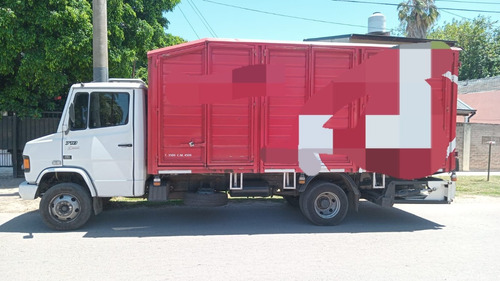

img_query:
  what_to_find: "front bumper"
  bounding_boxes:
[19,181,38,200]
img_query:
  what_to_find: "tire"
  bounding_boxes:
[300,181,348,226]
[183,191,228,207]
[282,195,300,208]
[39,183,93,231]
[299,190,311,221]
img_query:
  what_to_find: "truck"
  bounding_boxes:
[19,38,459,230]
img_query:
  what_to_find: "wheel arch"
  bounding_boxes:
[299,173,361,211]
[36,167,97,198]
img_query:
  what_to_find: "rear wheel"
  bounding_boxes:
[300,181,348,226]
[40,183,92,231]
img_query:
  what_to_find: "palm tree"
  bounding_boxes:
[398,0,439,38]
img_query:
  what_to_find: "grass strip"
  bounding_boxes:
[454,176,500,197]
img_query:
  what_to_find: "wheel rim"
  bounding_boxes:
[49,194,81,222]
[313,191,341,219]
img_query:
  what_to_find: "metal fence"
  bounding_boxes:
[0,116,14,167]
[0,113,61,177]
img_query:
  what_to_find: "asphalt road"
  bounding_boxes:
[1,197,500,281]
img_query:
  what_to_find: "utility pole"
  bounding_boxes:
[93,0,108,82]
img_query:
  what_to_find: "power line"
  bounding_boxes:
[330,0,395,8]
[440,9,472,21]
[190,0,218,37]
[187,0,218,37]
[437,10,500,28]
[178,6,200,39]
[437,0,500,5]
[202,0,369,29]
[330,0,500,14]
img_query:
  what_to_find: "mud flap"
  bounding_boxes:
[93,197,103,215]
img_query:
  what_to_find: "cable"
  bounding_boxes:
[179,6,200,39]
[329,0,500,14]
[186,0,214,37]
[436,0,500,5]
[191,0,219,37]
[202,0,369,29]
[330,0,395,8]
[440,9,471,21]
[438,10,500,29]
[187,0,218,37]
[440,7,500,13]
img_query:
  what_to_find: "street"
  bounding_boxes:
[1,196,500,280]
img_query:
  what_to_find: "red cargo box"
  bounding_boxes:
[147,39,459,178]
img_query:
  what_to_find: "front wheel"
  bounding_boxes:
[299,181,348,226]
[39,183,92,231]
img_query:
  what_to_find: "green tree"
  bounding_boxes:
[0,0,183,117]
[429,16,500,80]
[398,0,439,38]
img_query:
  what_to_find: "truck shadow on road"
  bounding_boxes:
[0,200,444,238]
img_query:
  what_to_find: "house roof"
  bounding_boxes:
[304,34,457,47]
[458,76,500,94]
[457,99,476,116]
[458,90,500,124]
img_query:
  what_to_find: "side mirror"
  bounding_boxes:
[62,124,69,135]
[69,103,75,124]
[64,103,75,135]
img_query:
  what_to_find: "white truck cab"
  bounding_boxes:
[20,79,147,230]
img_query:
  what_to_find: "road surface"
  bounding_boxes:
[1,196,499,281]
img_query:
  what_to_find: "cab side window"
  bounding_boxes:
[70,92,129,130]
[89,92,130,128]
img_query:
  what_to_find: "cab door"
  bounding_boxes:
[63,90,134,197]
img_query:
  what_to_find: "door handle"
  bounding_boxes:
[118,144,133,148]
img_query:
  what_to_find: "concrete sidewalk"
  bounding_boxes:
[0,178,24,189]
[437,171,500,177]
[0,168,24,189]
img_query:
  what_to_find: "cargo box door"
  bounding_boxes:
[311,46,358,169]
[206,43,257,167]
[262,45,309,168]
[158,45,206,167]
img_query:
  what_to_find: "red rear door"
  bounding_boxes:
[158,45,207,167]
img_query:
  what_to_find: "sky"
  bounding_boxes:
[164,0,500,42]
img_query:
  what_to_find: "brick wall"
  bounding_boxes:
[456,123,500,171]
